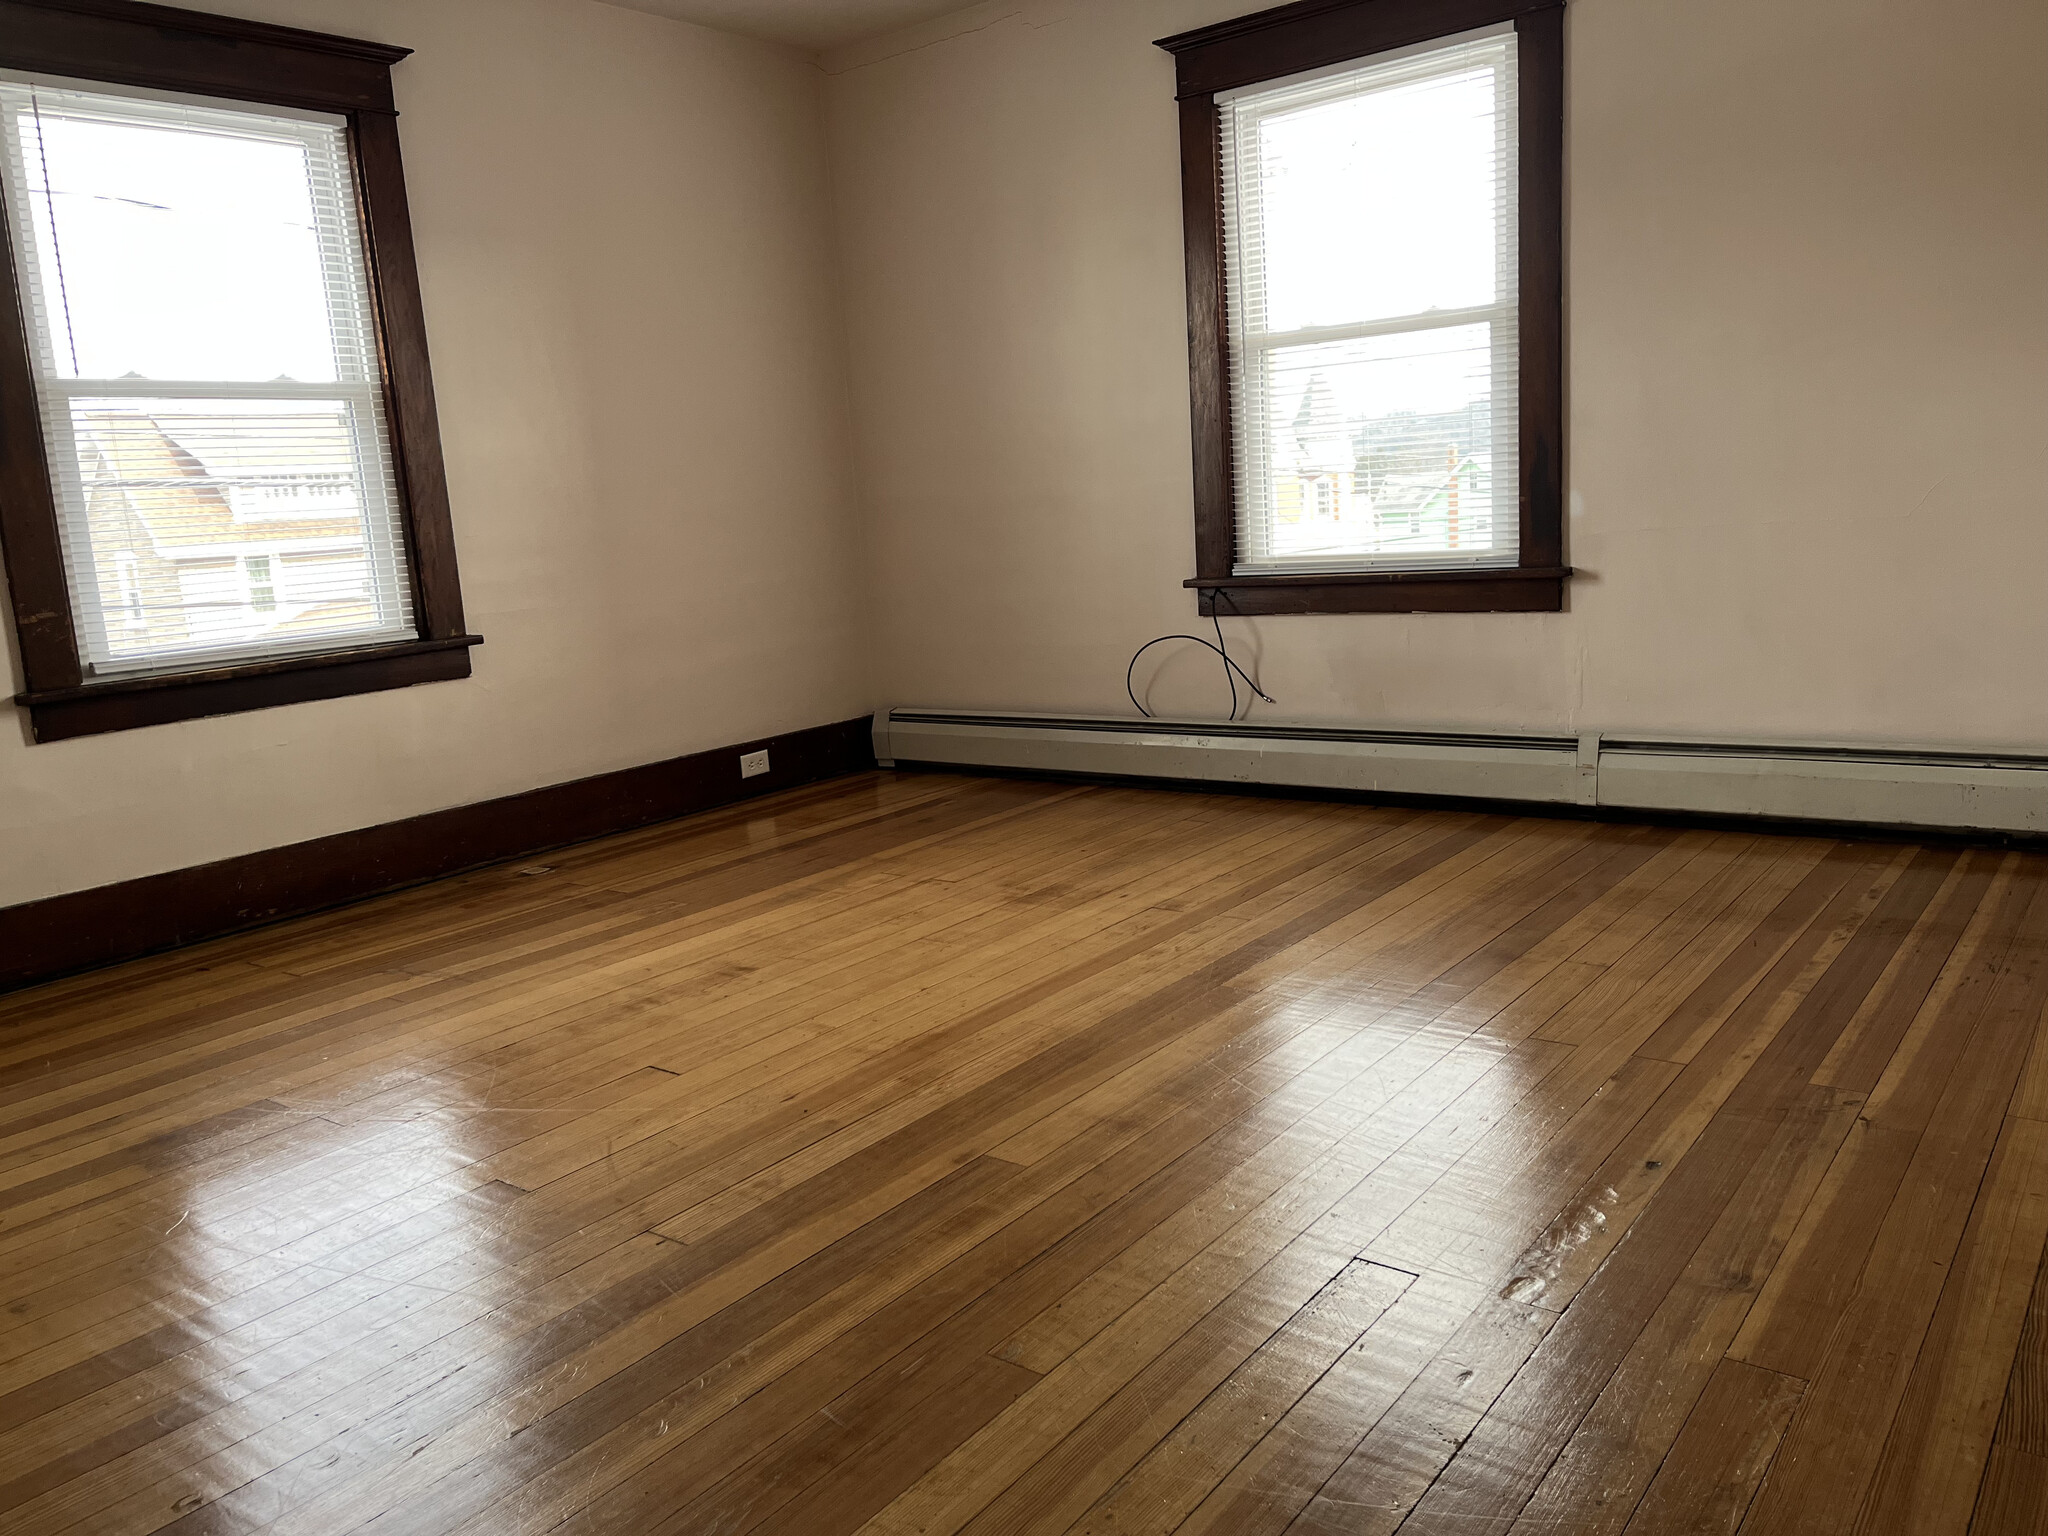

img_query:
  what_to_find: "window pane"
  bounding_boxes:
[64,399,411,665]
[1250,325,1512,567]
[17,108,342,383]
[1253,64,1504,332]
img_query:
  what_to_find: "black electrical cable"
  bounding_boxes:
[1208,586,1273,720]
[1125,592,1274,721]
[1213,608,1238,721]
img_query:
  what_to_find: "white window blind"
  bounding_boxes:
[0,73,416,678]
[1219,27,1519,575]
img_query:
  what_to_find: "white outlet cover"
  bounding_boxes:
[740,750,771,778]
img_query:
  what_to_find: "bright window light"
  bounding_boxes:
[1219,28,1519,574]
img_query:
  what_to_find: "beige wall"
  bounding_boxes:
[6,0,2045,911]
[824,0,2048,744]
[0,0,871,907]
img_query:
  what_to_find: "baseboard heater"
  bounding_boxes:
[874,709,2048,836]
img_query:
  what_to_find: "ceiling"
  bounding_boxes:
[594,0,980,51]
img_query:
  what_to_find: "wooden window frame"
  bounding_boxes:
[1157,0,1567,616]
[0,0,476,742]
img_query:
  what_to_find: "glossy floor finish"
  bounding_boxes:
[3,773,2047,1536]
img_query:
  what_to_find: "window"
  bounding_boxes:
[244,556,277,614]
[1158,0,1566,615]
[1222,31,1518,573]
[0,0,476,742]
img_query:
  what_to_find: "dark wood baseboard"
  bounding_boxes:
[0,713,876,996]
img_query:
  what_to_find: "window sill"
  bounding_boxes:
[15,634,482,742]
[1188,566,1569,616]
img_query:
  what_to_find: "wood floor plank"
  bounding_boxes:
[1505,1085,1860,1536]
[511,1053,1364,1536]
[1853,1114,2048,1535]
[1279,1280,1554,1536]
[1392,1105,1807,1534]
[1994,1232,2048,1456]
[1969,1444,2048,1535]
[994,1034,1565,1376]
[1172,1267,1483,1536]
[1622,1358,1805,1536]
[1813,850,1994,1094]
[0,774,2039,1536]
[950,1234,1364,1536]
[1064,1259,1412,1536]
[263,930,1439,1536]
[1740,861,2048,1536]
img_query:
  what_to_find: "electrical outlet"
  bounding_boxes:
[740,749,770,779]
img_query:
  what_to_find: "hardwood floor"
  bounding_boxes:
[2,769,2046,1536]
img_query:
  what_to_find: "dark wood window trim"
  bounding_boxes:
[1157,0,1567,617]
[0,0,476,741]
